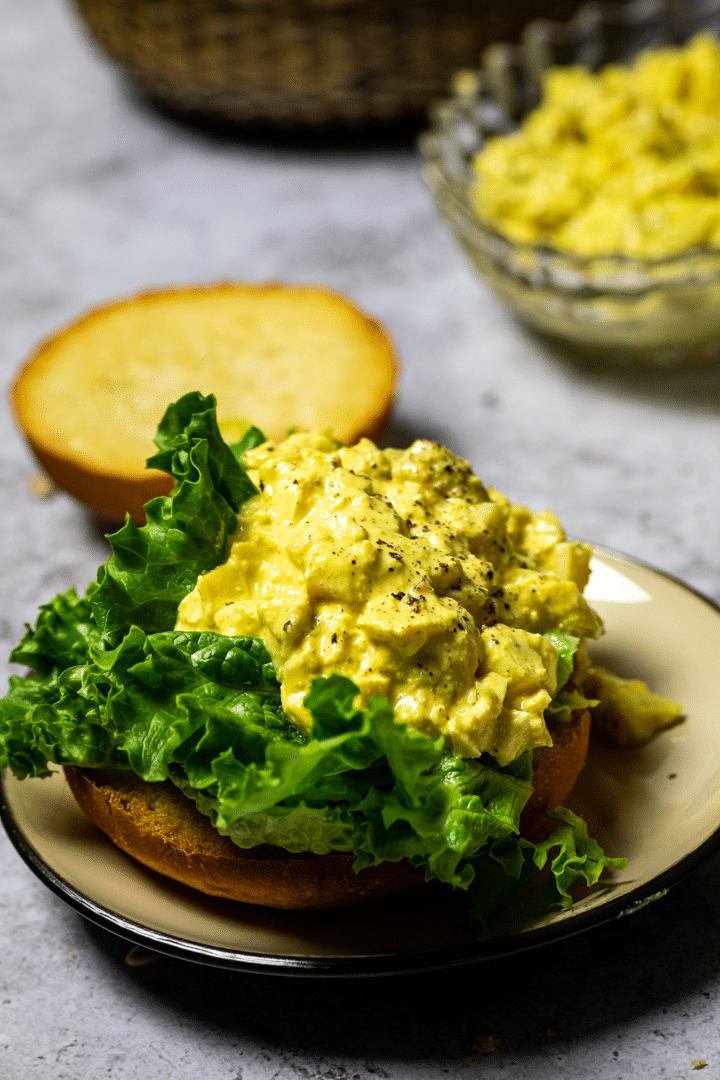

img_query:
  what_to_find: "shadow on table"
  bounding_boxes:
[127,80,425,156]
[81,849,720,1063]
[524,325,720,417]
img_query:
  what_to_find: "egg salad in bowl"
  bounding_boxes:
[419,3,720,363]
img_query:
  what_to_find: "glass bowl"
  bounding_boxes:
[418,0,720,365]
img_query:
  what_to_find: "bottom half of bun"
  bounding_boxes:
[63,709,591,911]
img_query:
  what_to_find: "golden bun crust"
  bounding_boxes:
[63,709,590,910]
[521,709,592,840]
[63,765,425,909]
[12,283,399,524]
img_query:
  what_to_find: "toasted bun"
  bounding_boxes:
[520,709,591,840]
[12,283,399,524]
[63,765,424,909]
[63,709,590,910]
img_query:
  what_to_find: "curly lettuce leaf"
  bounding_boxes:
[544,631,599,721]
[225,424,266,459]
[0,629,287,780]
[466,807,625,923]
[0,667,114,779]
[544,631,580,689]
[10,588,101,676]
[0,643,541,892]
[536,806,626,909]
[91,391,258,646]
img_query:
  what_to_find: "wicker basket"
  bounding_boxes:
[72,0,584,127]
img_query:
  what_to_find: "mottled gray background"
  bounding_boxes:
[1,1,720,1077]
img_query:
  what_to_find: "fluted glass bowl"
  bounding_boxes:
[419,0,720,364]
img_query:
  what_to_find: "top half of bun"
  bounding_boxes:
[63,707,591,911]
[12,283,399,524]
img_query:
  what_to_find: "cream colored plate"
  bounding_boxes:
[2,547,720,975]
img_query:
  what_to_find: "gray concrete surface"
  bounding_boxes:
[1,2,720,1077]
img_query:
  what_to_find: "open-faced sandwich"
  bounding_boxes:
[0,393,682,922]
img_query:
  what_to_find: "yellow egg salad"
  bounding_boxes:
[471,33,720,258]
[176,431,604,766]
